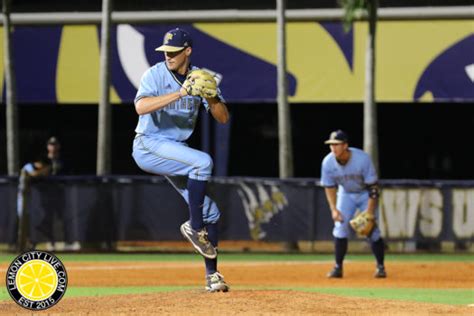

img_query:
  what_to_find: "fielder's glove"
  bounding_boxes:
[182,69,217,98]
[349,211,375,237]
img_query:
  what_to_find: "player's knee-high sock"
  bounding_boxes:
[204,223,218,275]
[187,178,206,230]
[370,237,385,267]
[335,238,348,268]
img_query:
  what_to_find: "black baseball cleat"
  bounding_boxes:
[374,265,387,278]
[327,266,343,278]
[180,221,217,259]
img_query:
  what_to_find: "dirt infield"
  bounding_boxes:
[1,261,473,315]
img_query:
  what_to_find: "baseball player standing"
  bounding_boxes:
[132,28,230,292]
[321,130,386,278]
[16,157,51,252]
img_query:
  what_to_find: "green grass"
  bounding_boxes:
[0,253,471,307]
[0,286,197,301]
[0,253,472,263]
[1,285,471,306]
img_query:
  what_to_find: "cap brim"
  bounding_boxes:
[324,140,345,145]
[155,45,185,52]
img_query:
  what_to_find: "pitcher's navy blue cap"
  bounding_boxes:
[155,28,193,52]
[324,130,348,144]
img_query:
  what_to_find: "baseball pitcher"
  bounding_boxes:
[132,28,229,292]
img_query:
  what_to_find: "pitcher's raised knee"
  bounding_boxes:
[189,153,213,181]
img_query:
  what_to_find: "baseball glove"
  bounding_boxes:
[349,211,375,237]
[182,69,217,98]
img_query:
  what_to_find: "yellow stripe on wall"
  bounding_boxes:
[376,20,473,102]
[195,21,473,102]
[195,22,366,102]
[288,22,365,102]
[56,25,120,103]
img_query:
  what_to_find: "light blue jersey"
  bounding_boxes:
[321,147,381,241]
[321,147,377,193]
[17,163,36,217]
[132,62,223,224]
[19,163,35,191]
[134,62,223,142]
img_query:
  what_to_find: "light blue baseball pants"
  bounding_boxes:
[333,191,381,242]
[132,134,220,224]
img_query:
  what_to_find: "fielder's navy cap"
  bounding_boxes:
[155,28,193,52]
[324,130,348,144]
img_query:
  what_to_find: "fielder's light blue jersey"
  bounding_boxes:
[321,147,377,193]
[134,62,223,141]
[18,163,35,191]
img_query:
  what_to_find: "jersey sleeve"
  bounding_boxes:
[320,159,336,187]
[363,155,378,185]
[22,163,35,175]
[134,69,157,104]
